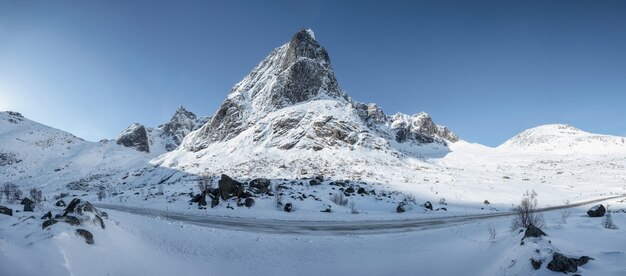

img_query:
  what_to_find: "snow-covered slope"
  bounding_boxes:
[499,124,626,154]
[0,111,150,193]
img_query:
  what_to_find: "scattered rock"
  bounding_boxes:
[357,187,368,195]
[587,204,606,217]
[55,200,66,207]
[530,258,542,270]
[42,219,58,229]
[76,229,94,244]
[345,187,355,194]
[211,196,220,208]
[218,174,244,200]
[20,197,34,205]
[250,178,271,193]
[198,196,207,208]
[547,253,593,273]
[100,211,108,219]
[523,224,547,240]
[244,198,255,208]
[0,205,12,216]
[284,203,293,212]
[61,215,81,226]
[321,207,332,213]
[309,179,321,186]
[23,202,35,212]
[484,200,490,205]
[397,203,406,213]
[190,194,203,203]
[423,201,433,210]
[41,211,52,220]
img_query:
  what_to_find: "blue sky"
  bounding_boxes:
[1,0,625,146]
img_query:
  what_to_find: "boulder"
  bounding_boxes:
[61,215,81,226]
[523,224,547,240]
[284,203,293,212]
[24,202,35,212]
[42,219,58,229]
[55,199,66,207]
[244,198,255,208]
[530,259,542,270]
[76,229,94,244]
[211,196,220,208]
[0,205,12,216]
[547,253,593,273]
[484,200,490,205]
[397,203,406,213]
[587,204,606,217]
[344,187,355,194]
[190,193,203,203]
[21,197,34,205]
[63,198,101,217]
[423,201,433,210]
[249,178,271,194]
[309,179,321,186]
[357,187,368,195]
[41,211,52,220]
[198,196,207,208]
[218,174,244,200]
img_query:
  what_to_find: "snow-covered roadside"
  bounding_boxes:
[2,198,625,275]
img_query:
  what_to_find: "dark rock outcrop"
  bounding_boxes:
[397,203,406,213]
[76,229,94,244]
[244,198,255,208]
[21,197,34,205]
[547,253,593,273]
[116,123,150,153]
[42,219,58,229]
[587,204,606,217]
[41,211,52,220]
[530,258,542,270]
[523,224,547,240]
[423,201,433,211]
[23,202,35,212]
[284,202,293,212]
[0,205,12,216]
[249,178,271,194]
[56,199,66,207]
[218,174,244,200]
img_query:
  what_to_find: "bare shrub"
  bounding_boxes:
[2,183,20,203]
[198,175,212,194]
[274,185,283,208]
[331,193,348,206]
[510,190,544,231]
[488,225,496,240]
[97,186,107,201]
[350,201,358,214]
[12,189,22,203]
[560,200,571,223]
[29,188,43,203]
[603,208,617,229]
[404,194,417,205]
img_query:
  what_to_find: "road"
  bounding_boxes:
[95,194,624,235]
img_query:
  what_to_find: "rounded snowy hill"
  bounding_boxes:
[498,124,626,154]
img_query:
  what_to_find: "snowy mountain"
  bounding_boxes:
[499,124,626,154]
[182,29,456,156]
[0,111,150,192]
[116,106,208,154]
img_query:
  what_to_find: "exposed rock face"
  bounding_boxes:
[0,205,12,216]
[523,224,547,240]
[116,123,150,153]
[546,253,593,273]
[158,106,208,151]
[587,204,606,217]
[181,29,458,153]
[218,174,244,200]
[76,229,94,244]
[284,202,293,212]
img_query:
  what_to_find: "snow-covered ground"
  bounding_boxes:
[2,197,625,275]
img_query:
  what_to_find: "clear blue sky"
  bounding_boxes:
[1,0,625,146]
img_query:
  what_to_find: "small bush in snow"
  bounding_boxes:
[2,183,20,203]
[97,186,107,201]
[350,201,358,214]
[603,209,617,230]
[510,190,544,231]
[560,200,571,223]
[404,194,417,205]
[331,193,348,206]
[29,188,43,203]
[488,225,496,240]
[12,189,23,204]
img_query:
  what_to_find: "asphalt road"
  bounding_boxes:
[96,194,625,235]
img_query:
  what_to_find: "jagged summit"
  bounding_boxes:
[182,29,458,152]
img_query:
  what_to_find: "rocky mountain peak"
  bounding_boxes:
[116,123,149,153]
